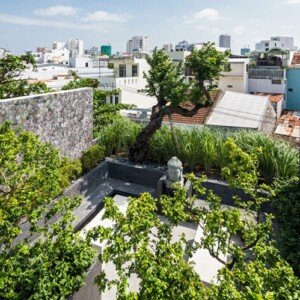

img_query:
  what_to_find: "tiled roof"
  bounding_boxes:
[291,53,300,65]
[255,93,284,103]
[163,105,211,125]
[162,90,219,125]
[275,110,300,143]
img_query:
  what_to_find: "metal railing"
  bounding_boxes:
[248,68,285,79]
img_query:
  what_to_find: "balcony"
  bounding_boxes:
[248,68,285,79]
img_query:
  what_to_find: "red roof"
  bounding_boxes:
[275,110,300,143]
[255,93,284,103]
[291,53,300,65]
[163,105,211,125]
[162,90,219,125]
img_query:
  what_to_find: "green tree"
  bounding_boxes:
[271,177,300,277]
[0,54,51,99]
[61,76,134,136]
[90,139,300,299]
[129,43,230,163]
[0,122,94,299]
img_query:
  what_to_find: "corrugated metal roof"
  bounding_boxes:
[206,91,269,128]
[275,110,300,142]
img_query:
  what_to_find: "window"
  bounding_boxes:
[227,85,233,88]
[85,62,88,67]
[272,79,281,85]
[132,65,138,77]
[288,88,293,92]
[110,96,113,104]
[119,64,126,77]
[115,96,119,104]
[246,64,249,72]
[265,43,269,46]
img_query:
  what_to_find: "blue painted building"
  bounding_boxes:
[286,53,300,111]
[241,48,250,55]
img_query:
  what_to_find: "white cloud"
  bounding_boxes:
[233,26,246,34]
[287,0,300,4]
[187,8,221,22]
[34,6,78,17]
[196,24,221,34]
[0,14,107,32]
[81,11,132,23]
[280,24,294,29]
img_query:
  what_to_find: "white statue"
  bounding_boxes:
[166,156,184,188]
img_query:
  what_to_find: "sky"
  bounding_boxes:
[0,0,299,55]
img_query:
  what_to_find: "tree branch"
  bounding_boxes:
[167,102,209,117]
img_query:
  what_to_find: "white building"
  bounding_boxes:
[66,38,84,58]
[0,48,10,58]
[41,48,69,64]
[255,36,297,52]
[219,34,231,49]
[163,43,174,52]
[100,55,156,108]
[52,41,66,50]
[219,58,250,93]
[248,49,289,95]
[126,36,150,54]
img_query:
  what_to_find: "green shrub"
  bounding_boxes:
[60,157,82,189]
[81,144,105,173]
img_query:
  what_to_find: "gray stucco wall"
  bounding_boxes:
[0,88,93,159]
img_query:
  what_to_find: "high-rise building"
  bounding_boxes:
[126,36,150,54]
[219,34,231,49]
[101,45,112,56]
[66,38,84,58]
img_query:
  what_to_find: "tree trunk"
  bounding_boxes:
[129,105,164,163]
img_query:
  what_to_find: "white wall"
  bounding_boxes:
[119,89,157,108]
[219,77,247,93]
[219,60,249,93]
[248,78,286,94]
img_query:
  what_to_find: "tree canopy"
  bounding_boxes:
[0,54,51,99]
[0,122,94,299]
[90,139,300,299]
[129,43,230,163]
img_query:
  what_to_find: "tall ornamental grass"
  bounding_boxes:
[98,118,142,156]
[97,119,298,184]
[232,131,299,184]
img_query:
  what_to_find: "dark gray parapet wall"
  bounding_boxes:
[0,88,93,159]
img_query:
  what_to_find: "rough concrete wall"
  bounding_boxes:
[259,101,277,135]
[0,88,93,159]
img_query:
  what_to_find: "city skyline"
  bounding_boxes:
[1,0,300,54]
